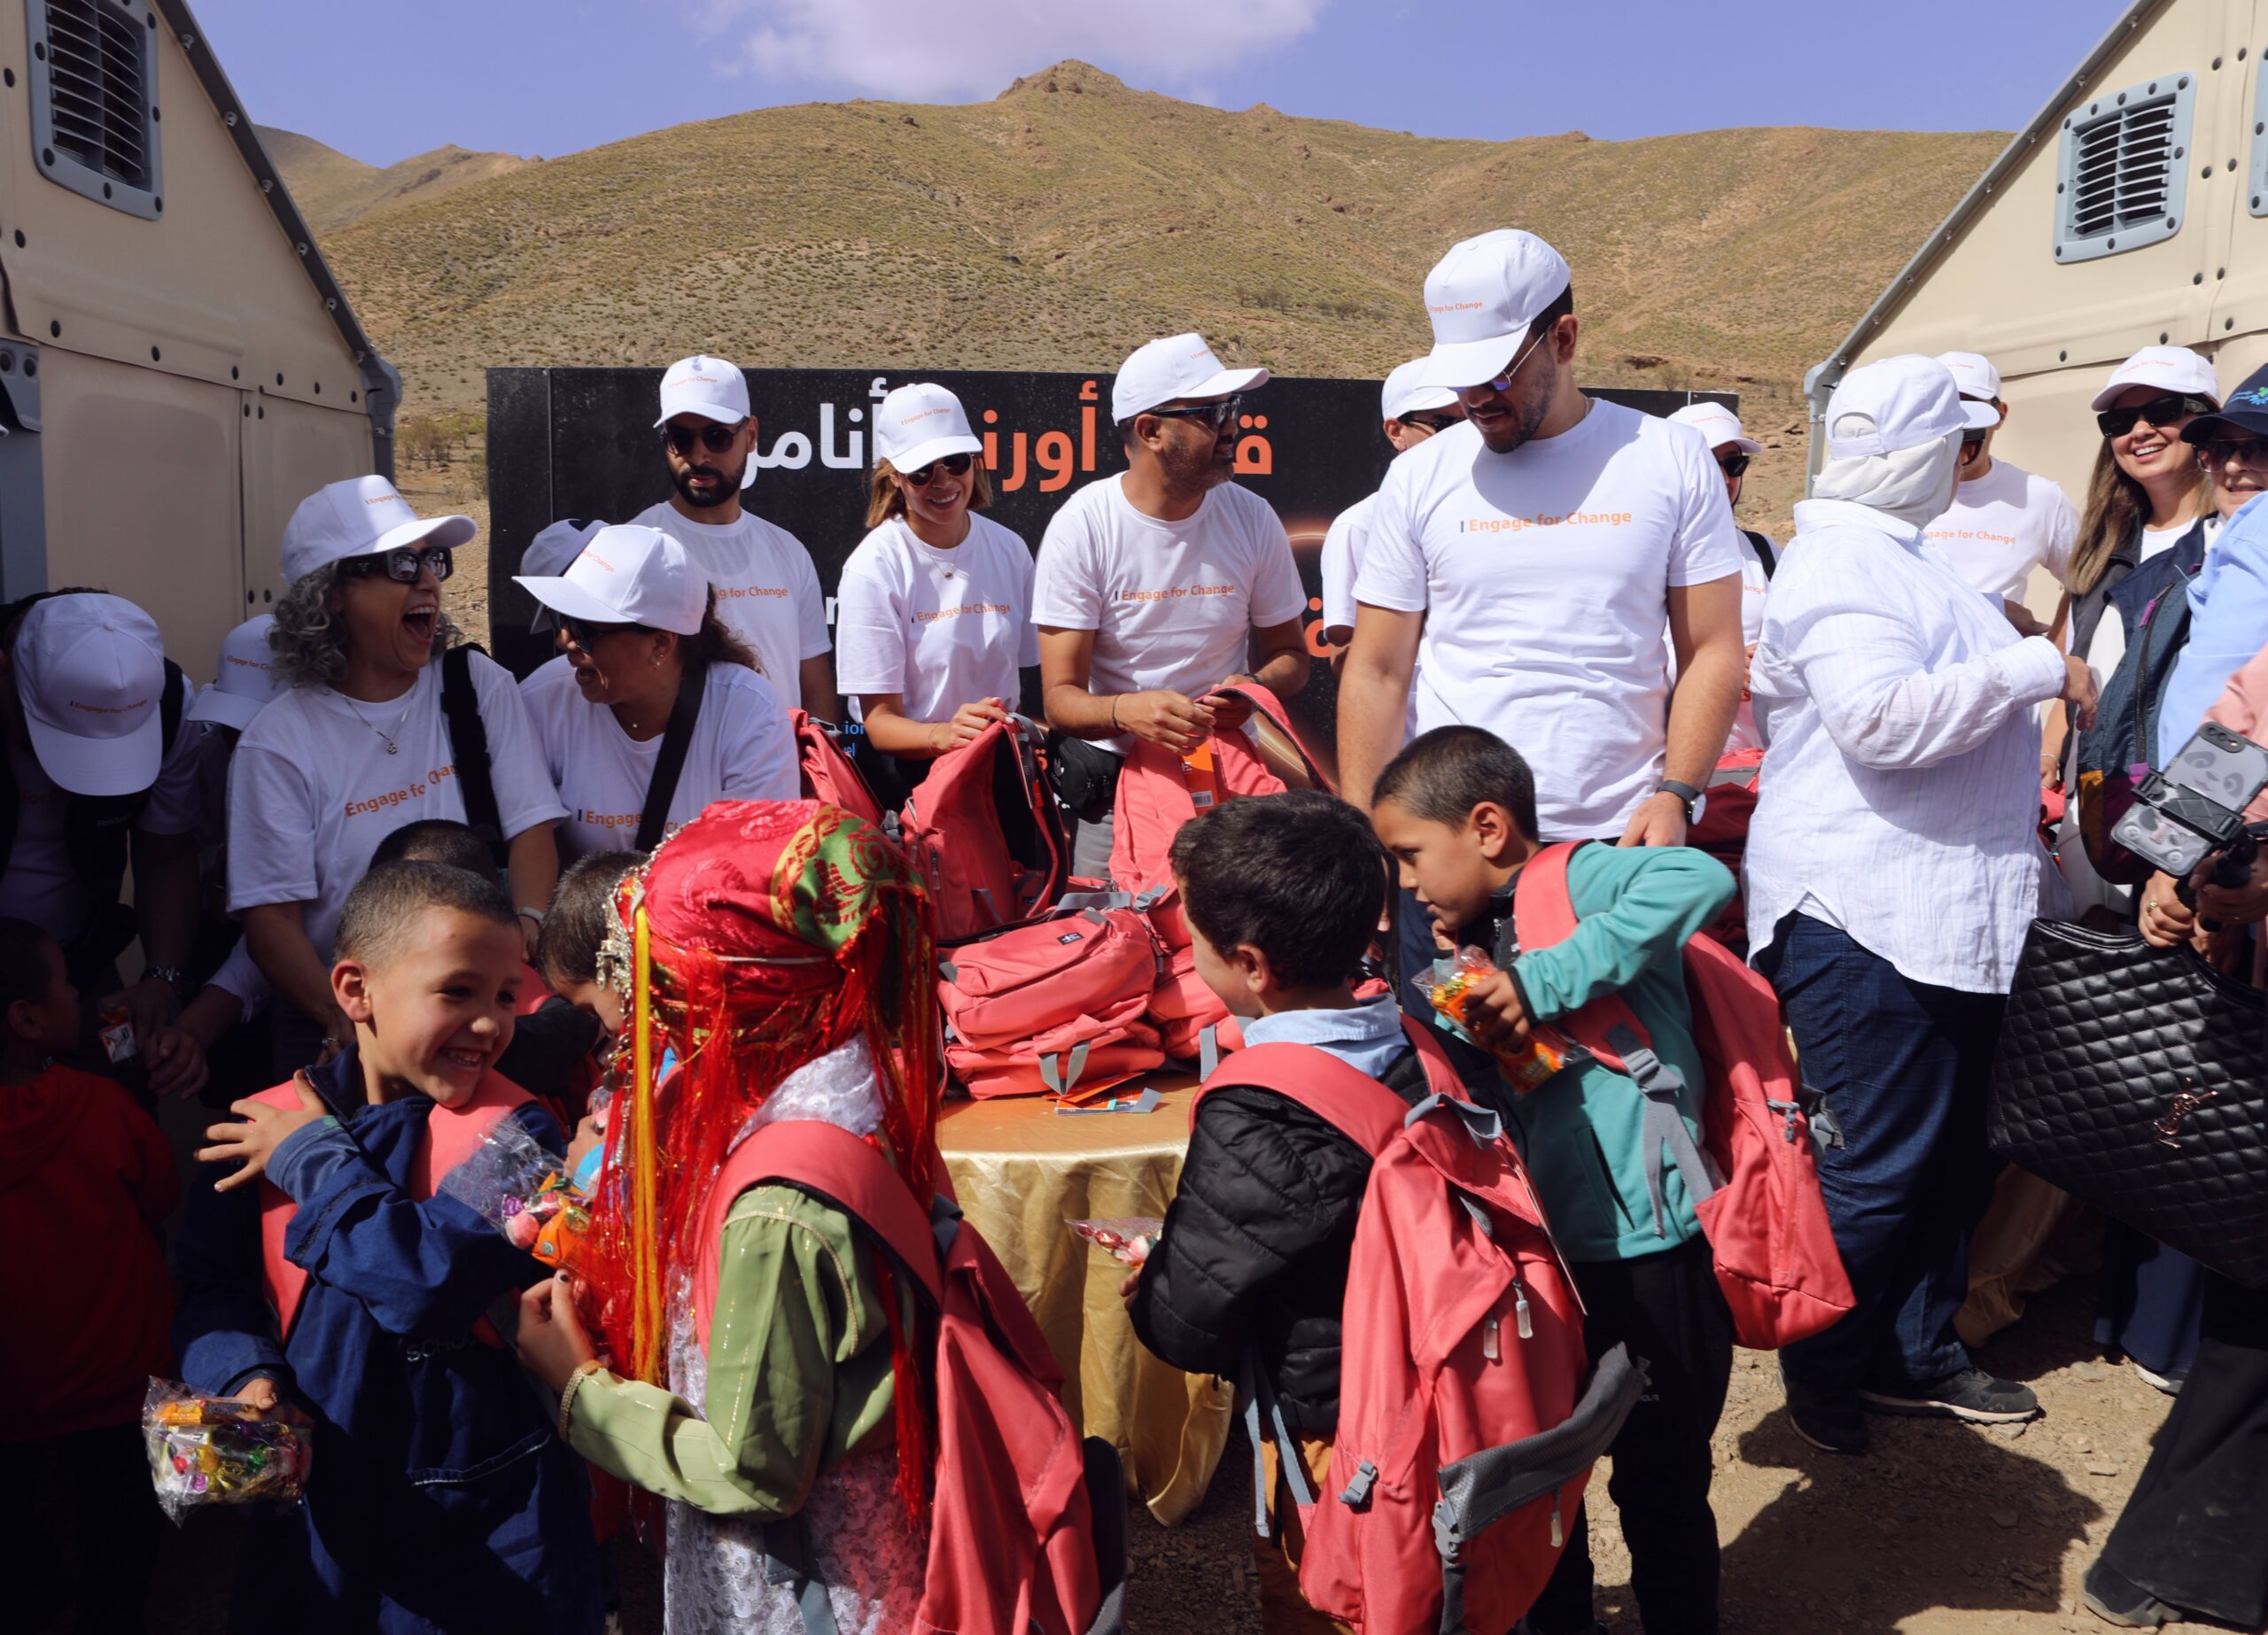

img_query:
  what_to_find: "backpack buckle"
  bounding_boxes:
[1338,1458,1379,1509]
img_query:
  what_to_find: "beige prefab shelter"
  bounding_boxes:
[1809,0,2268,613]
[0,0,392,683]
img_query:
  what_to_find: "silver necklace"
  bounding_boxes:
[338,688,414,755]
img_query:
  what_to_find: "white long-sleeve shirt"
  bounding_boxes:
[1744,498,2068,993]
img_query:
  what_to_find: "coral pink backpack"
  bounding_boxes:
[1197,1034,1642,1635]
[937,903,1166,1098]
[900,717,1071,945]
[254,1070,531,1343]
[1513,841,1855,1350]
[792,710,886,830]
[696,1119,1119,1635]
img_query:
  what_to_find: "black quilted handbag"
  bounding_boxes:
[1986,918,2268,1289]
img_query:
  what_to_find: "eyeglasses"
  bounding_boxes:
[2097,394,2214,438]
[1717,453,1752,478]
[903,452,975,487]
[1146,395,1243,434]
[344,545,454,584]
[661,421,746,457]
[1469,327,1553,395]
[559,612,646,650]
[1401,412,1463,435]
[2199,436,2268,470]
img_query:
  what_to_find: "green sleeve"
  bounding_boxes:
[1512,846,1735,1024]
[564,1182,897,1517]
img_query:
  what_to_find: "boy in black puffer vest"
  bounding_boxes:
[1128,790,1422,1634]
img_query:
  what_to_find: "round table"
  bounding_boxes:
[937,1075,1234,1525]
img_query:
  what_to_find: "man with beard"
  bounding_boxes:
[1034,333,1310,879]
[631,354,835,715]
[1339,229,1744,840]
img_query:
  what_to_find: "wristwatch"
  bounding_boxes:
[144,965,189,997]
[1658,779,1706,826]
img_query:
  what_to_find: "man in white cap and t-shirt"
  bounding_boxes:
[1340,229,1745,833]
[1033,333,1310,877]
[1666,399,1776,755]
[1923,350,2080,608]
[1317,359,1464,651]
[631,355,835,717]
[0,590,211,1094]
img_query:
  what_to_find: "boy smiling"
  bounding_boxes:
[175,860,602,1632]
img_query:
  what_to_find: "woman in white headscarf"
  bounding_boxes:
[1741,355,2100,1457]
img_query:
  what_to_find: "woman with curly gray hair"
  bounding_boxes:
[226,477,565,1069]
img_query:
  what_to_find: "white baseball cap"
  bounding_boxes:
[2091,345,2223,412]
[522,518,605,633]
[1111,333,1269,424]
[279,476,477,586]
[1413,229,1573,391]
[1382,359,1458,423]
[515,523,704,637]
[654,354,750,427]
[1933,352,2006,430]
[186,615,282,732]
[873,383,983,475]
[14,593,167,795]
[1824,354,1969,461]
[1666,401,1760,455]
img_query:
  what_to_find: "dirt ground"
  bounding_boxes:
[143,1272,2202,1633]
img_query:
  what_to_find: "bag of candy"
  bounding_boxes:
[439,1112,594,1272]
[1412,946,1584,1094]
[1068,1216,1163,1265]
[142,1378,314,1523]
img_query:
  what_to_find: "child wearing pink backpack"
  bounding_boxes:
[1370,725,1736,1635]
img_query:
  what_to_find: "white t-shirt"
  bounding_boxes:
[835,515,1039,723]
[1356,401,1744,838]
[4,714,203,945]
[1725,530,1775,755]
[1923,459,2080,603]
[631,501,831,709]
[519,655,798,861]
[1031,475,1307,755]
[227,653,567,961]
[1319,492,1376,639]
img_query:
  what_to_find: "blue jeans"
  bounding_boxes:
[1754,911,2008,1392]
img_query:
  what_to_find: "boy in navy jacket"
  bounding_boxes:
[175,860,602,1632]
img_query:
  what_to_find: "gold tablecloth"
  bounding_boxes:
[937,1076,1234,1525]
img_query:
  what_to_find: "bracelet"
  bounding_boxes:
[1110,695,1122,730]
[556,1358,603,1440]
[518,906,547,926]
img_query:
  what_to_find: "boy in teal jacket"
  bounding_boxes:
[1371,725,1734,1635]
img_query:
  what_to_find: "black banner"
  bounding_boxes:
[486,367,1733,771]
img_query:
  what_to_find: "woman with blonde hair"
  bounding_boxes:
[835,383,1037,806]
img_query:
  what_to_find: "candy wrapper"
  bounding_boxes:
[1415,947,1581,1094]
[439,1113,594,1273]
[1069,1216,1163,1266]
[99,1002,137,1065]
[142,1379,313,1523]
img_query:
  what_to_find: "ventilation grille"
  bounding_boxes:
[2054,74,2192,265]
[27,0,163,219]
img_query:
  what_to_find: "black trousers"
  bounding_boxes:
[2093,1270,2268,1629]
[0,1421,161,1633]
[1525,1236,1734,1635]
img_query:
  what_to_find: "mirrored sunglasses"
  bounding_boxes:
[345,545,454,584]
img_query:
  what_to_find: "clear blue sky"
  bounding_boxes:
[190,0,2135,167]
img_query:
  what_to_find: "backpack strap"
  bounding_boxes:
[634,657,708,854]
[1741,529,1778,580]
[440,645,509,868]
[1511,842,1720,1237]
[1191,1041,1412,1153]
[1212,682,1335,794]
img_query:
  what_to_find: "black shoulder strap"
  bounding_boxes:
[635,658,708,854]
[440,645,508,867]
[159,659,184,754]
[1741,529,1778,580]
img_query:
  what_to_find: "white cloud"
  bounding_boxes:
[707,0,1325,103]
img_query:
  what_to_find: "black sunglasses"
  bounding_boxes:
[661,421,746,457]
[1959,432,1987,456]
[1146,395,1243,434]
[903,452,975,487]
[2097,394,2213,438]
[1717,453,1752,479]
[345,545,454,584]
[1401,412,1463,435]
[559,611,649,650]
[2200,436,2268,469]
